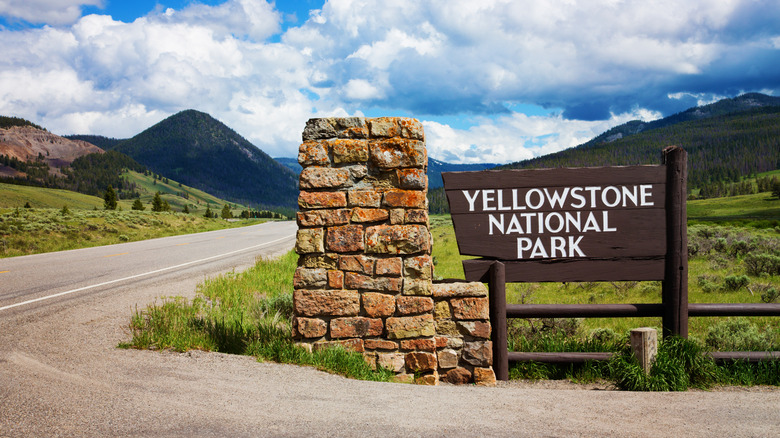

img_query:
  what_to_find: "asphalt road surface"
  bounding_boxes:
[1,220,778,437]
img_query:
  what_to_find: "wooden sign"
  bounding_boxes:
[443,165,669,282]
[445,147,691,382]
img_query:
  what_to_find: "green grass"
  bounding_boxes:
[123,170,246,216]
[121,251,395,382]
[0,207,266,258]
[0,182,105,210]
[688,191,780,228]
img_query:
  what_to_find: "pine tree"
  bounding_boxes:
[104,185,118,210]
[772,180,780,200]
[152,192,165,212]
[203,206,212,218]
[220,204,233,219]
[183,204,190,214]
[131,199,145,211]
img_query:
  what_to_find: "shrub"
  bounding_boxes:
[697,274,721,293]
[760,287,779,303]
[744,253,780,276]
[729,240,751,257]
[723,275,749,291]
[705,318,774,351]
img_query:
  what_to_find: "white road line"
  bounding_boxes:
[0,234,295,312]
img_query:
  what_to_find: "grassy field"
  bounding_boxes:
[123,170,246,216]
[689,192,780,227]
[0,207,268,258]
[0,178,284,258]
[0,182,106,210]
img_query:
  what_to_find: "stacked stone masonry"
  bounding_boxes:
[294,117,495,386]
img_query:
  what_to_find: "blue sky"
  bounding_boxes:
[1,1,778,163]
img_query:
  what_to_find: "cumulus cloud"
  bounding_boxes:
[0,0,778,163]
[0,0,102,26]
[424,107,663,164]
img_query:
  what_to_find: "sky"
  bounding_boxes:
[0,1,778,164]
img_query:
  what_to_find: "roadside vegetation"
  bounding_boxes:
[0,181,289,258]
[0,205,266,258]
[120,251,394,382]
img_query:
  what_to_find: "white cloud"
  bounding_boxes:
[424,107,663,165]
[343,78,383,100]
[159,0,281,41]
[0,0,102,26]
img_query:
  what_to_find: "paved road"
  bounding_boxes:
[1,220,778,437]
[0,221,297,312]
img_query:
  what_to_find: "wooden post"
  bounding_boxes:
[630,327,658,374]
[489,261,508,381]
[662,146,688,338]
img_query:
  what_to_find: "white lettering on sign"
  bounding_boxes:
[462,184,655,259]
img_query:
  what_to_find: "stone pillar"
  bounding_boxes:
[293,117,494,385]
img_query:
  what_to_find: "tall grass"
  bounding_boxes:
[121,251,394,382]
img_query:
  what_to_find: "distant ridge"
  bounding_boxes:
[583,93,780,147]
[66,134,125,151]
[109,110,298,208]
[500,93,780,190]
[427,158,499,188]
[276,156,499,190]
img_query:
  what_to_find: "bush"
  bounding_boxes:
[697,274,721,293]
[723,275,749,291]
[744,253,780,276]
[760,287,779,303]
[705,318,774,351]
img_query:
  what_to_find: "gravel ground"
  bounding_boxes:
[1,233,778,437]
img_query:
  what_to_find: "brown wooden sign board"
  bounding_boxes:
[443,165,668,282]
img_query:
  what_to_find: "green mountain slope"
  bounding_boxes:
[583,93,780,146]
[501,105,780,191]
[65,134,125,150]
[109,110,298,208]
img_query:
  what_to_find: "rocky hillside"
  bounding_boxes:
[0,125,103,174]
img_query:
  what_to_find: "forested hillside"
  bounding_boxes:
[1,149,147,199]
[583,93,780,146]
[500,106,780,194]
[110,110,298,209]
[66,150,146,198]
[0,116,44,131]
[65,134,124,150]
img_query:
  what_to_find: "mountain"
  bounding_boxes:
[583,93,780,147]
[0,124,103,173]
[427,158,499,188]
[65,134,125,150]
[108,110,298,209]
[500,94,780,191]
[0,123,149,198]
[275,157,303,175]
